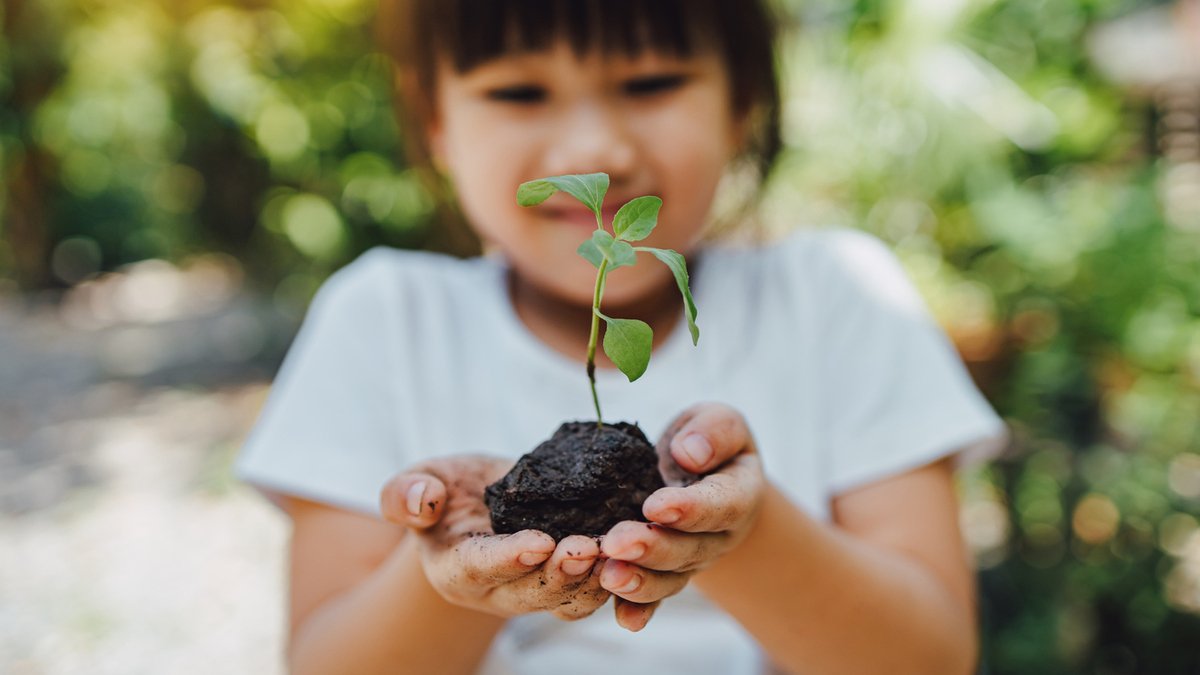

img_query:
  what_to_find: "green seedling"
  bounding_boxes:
[516,172,699,425]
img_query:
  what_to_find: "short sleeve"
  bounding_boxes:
[236,251,401,516]
[813,230,1007,494]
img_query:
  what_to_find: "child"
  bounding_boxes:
[236,1,1007,673]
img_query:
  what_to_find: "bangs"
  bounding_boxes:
[386,0,776,115]
[380,0,782,214]
[428,0,715,72]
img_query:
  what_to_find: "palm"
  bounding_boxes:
[418,455,513,547]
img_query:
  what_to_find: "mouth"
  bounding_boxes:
[542,203,625,231]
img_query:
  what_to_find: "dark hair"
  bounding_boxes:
[376,0,782,252]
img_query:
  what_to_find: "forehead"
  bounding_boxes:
[426,0,721,74]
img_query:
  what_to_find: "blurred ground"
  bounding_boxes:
[0,261,296,675]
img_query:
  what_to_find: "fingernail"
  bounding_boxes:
[680,434,713,468]
[405,481,426,517]
[656,509,681,524]
[614,573,641,594]
[617,603,647,632]
[519,551,551,566]
[617,543,646,561]
[561,558,593,576]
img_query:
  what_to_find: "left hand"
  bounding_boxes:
[599,402,766,631]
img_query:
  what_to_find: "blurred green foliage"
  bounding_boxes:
[771,2,1200,672]
[0,0,433,302]
[3,0,1199,673]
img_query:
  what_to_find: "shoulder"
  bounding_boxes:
[685,229,889,346]
[700,227,928,335]
[766,226,896,272]
[326,246,485,290]
[296,248,493,342]
[707,227,908,295]
[708,226,891,270]
[315,247,492,308]
[774,227,926,315]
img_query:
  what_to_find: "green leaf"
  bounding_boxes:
[612,196,662,242]
[577,238,604,268]
[516,180,558,207]
[590,230,636,269]
[597,313,653,382]
[516,173,609,218]
[608,240,636,268]
[636,247,699,345]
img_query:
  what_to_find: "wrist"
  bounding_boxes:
[288,534,508,675]
[388,535,511,629]
[693,482,807,591]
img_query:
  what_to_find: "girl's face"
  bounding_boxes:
[427,40,746,308]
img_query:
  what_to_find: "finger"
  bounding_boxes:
[614,598,660,632]
[601,521,729,572]
[662,403,757,475]
[453,529,556,585]
[599,559,690,604]
[643,452,764,533]
[380,473,448,529]
[487,563,609,619]
[550,582,611,622]
[544,535,602,585]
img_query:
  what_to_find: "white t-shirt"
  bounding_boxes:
[237,227,1006,675]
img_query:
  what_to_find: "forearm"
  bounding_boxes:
[694,484,977,675]
[290,537,505,675]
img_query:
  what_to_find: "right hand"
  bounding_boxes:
[380,455,611,621]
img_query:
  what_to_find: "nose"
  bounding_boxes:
[544,101,637,181]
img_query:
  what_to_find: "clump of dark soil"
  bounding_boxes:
[485,421,664,541]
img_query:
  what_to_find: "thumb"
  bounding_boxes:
[380,472,448,529]
[662,402,756,475]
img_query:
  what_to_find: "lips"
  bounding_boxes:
[541,201,632,230]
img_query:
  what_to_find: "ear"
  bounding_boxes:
[728,105,756,159]
[426,116,448,172]
[393,63,449,171]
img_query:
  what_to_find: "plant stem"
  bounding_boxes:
[585,208,608,427]
[586,258,609,426]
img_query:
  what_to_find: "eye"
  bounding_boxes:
[623,74,687,96]
[485,85,546,103]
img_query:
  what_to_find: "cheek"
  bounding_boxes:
[445,129,511,188]
[652,145,730,237]
[640,104,737,203]
[438,113,533,237]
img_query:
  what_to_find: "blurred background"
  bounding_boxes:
[1,0,1198,673]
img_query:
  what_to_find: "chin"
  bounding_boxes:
[525,268,601,308]
[594,272,667,310]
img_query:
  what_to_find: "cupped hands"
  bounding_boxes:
[378,402,765,632]
[380,455,610,622]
